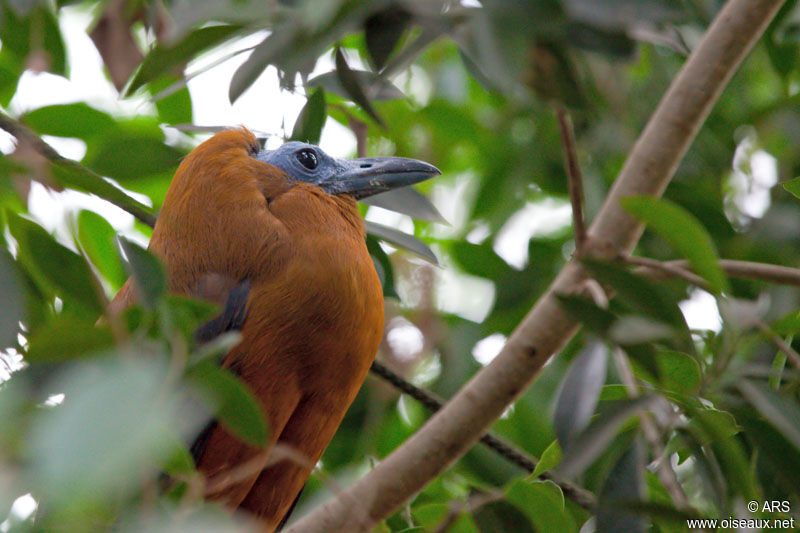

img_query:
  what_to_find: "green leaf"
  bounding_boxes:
[0,248,25,348]
[686,403,759,502]
[472,500,537,533]
[655,350,701,395]
[558,395,656,478]
[361,187,445,222]
[365,220,437,264]
[621,196,729,294]
[84,133,183,182]
[451,241,510,279]
[22,103,116,140]
[29,356,204,504]
[151,76,193,125]
[186,361,268,447]
[553,341,607,445]
[128,24,241,94]
[26,314,113,362]
[531,439,562,478]
[290,87,326,144]
[506,479,576,533]
[782,175,800,199]
[77,210,127,290]
[737,380,800,450]
[556,294,616,334]
[117,236,166,309]
[334,47,385,126]
[366,234,397,298]
[7,212,104,316]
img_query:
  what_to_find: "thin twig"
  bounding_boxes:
[621,255,711,290]
[754,320,800,369]
[0,111,157,227]
[370,360,595,510]
[555,103,587,254]
[612,348,690,510]
[624,255,800,288]
[349,116,368,158]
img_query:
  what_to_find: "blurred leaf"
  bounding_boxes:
[84,131,183,182]
[531,439,562,478]
[229,28,294,104]
[553,341,607,446]
[782,175,800,199]
[558,395,656,479]
[26,314,113,362]
[334,47,385,126]
[556,294,616,334]
[364,6,411,71]
[737,380,800,450]
[128,24,241,94]
[117,236,166,309]
[362,186,445,222]
[151,76,193,125]
[596,438,646,533]
[77,210,127,290]
[161,437,196,477]
[365,220,437,264]
[22,103,116,140]
[309,69,405,101]
[186,361,268,447]
[290,87,326,144]
[609,316,675,345]
[0,248,24,348]
[622,196,729,294]
[451,241,509,279]
[7,212,104,315]
[28,356,203,504]
[505,479,576,533]
[366,234,397,298]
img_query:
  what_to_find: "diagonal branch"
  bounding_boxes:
[286,1,788,531]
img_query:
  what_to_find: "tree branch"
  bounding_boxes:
[555,103,587,253]
[0,111,157,228]
[285,1,787,530]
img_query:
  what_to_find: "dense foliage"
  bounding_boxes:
[2,0,800,531]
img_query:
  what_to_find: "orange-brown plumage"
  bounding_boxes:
[109,128,438,530]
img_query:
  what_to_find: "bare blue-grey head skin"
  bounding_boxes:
[255,141,440,199]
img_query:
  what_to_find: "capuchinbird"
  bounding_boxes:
[108,128,439,530]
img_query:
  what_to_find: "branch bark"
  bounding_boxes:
[286,1,787,531]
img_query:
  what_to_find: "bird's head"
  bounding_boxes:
[254,140,440,199]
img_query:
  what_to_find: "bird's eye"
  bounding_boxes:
[296,149,318,170]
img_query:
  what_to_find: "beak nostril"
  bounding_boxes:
[360,163,372,168]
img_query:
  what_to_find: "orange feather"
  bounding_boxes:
[110,128,384,530]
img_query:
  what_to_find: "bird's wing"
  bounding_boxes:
[190,277,251,465]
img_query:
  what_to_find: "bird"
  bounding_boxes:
[108,127,439,531]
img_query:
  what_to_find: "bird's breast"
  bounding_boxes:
[238,214,384,389]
